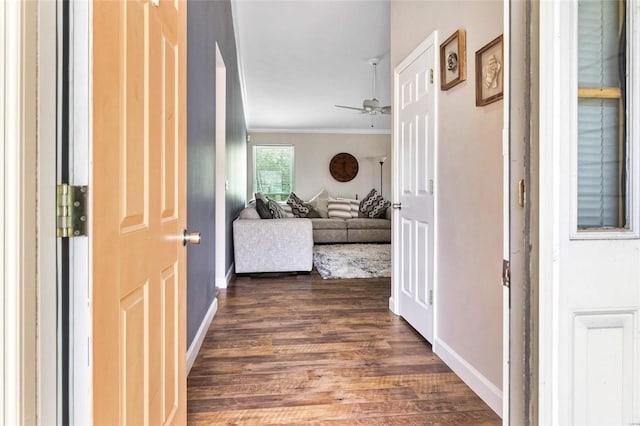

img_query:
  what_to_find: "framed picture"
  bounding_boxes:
[475,35,504,106]
[440,29,466,91]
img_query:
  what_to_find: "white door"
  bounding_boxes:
[391,33,437,343]
[540,0,640,424]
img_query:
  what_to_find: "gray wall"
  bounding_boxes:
[187,0,247,346]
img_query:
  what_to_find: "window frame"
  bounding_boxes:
[570,0,640,239]
[252,144,295,201]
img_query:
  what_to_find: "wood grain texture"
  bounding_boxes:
[187,273,500,425]
[92,0,187,423]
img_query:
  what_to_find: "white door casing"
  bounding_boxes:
[39,0,60,422]
[391,32,438,344]
[539,1,640,424]
[502,0,511,422]
[68,1,92,423]
[215,43,227,288]
[2,1,38,424]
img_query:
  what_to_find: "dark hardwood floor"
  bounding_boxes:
[187,272,501,425]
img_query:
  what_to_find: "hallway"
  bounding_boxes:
[187,273,500,425]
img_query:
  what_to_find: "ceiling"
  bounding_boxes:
[231,0,391,134]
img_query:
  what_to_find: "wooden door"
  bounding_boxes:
[92,0,186,424]
[392,33,437,343]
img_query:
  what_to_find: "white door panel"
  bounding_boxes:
[539,0,640,424]
[392,33,437,343]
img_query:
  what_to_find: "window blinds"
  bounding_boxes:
[577,0,625,228]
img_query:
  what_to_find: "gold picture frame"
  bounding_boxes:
[440,29,466,91]
[475,35,504,106]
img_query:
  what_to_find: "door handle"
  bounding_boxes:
[392,203,402,210]
[183,230,201,246]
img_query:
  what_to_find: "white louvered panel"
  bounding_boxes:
[577,0,623,229]
[578,98,620,227]
[578,0,620,88]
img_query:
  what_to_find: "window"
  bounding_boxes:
[253,145,294,202]
[577,0,628,229]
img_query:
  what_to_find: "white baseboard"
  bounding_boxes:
[216,262,234,289]
[388,296,399,315]
[187,297,218,374]
[434,338,503,417]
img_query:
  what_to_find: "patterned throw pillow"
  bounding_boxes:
[286,192,319,218]
[267,198,287,219]
[359,189,391,218]
[254,193,272,219]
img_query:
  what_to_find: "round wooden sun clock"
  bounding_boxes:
[329,152,359,182]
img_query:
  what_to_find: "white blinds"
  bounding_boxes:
[577,99,620,227]
[578,0,620,87]
[577,0,624,228]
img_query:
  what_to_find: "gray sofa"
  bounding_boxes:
[310,217,391,243]
[233,206,391,273]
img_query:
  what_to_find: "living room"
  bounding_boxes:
[186,0,505,423]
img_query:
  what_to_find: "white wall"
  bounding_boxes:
[247,132,392,201]
[391,0,504,414]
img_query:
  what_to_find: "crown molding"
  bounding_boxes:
[248,128,392,135]
[230,0,249,124]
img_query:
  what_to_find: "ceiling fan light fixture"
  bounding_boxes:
[363,98,380,109]
[335,58,391,116]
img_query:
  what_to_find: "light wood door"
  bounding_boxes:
[392,33,437,343]
[92,0,186,424]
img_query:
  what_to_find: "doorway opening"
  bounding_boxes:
[215,43,228,288]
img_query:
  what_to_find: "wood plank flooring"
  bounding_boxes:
[187,272,501,425]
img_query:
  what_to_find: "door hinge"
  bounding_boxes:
[428,179,434,194]
[429,69,434,84]
[502,259,510,288]
[57,184,88,238]
[429,289,434,305]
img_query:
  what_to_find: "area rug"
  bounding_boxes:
[313,244,391,279]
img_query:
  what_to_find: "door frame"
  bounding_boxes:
[390,31,439,346]
[507,0,537,424]
[502,0,511,421]
[215,43,228,288]
[66,0,93,423]
[2,0,39,423]
[39,0,62,423]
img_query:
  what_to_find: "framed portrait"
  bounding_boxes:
[440,29,466,91]
[475,35,504,106]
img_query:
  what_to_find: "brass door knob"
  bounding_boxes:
[183,230,201,246]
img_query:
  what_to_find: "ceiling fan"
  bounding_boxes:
[335,58,391,116]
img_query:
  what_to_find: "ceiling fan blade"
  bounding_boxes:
[380,106,392,114]
[335,105,366,112]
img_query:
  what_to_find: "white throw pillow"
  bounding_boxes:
[328,199,353,219]
[337,197,360,218]
[308,188,330,218]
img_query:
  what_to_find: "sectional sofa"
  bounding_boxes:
[233,205,391,274]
